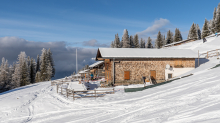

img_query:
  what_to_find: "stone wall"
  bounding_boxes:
[110,58,195,82]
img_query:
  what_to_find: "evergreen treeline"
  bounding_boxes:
[195,3,220,38]
[110,28,183,49]
[0,48,55,92]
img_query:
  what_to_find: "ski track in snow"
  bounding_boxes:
[1,36,220,123]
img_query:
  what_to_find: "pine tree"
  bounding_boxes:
[140,38,145,48]
[36,55,40,73]
[202,19,210,38]
[0,58,9,91]
[162,35,166,46]
[47,49,55,78]
[211,8,217,33]
[20,61,29,86]
[110,41,114,48]
[7,64,14,90]
[35,71,41,83]
[155,31,163,48]
[133,34,139,48]
[14,51,28,86]
[174,28,183,42]
[46,62,53,81]
[114,33,120,48]
[11,64,20,89]
[30,58,36,83]
[122,29,130,48]
[166,30,173,44]
[146,37,152,48]
[187,25,192,39]
[188,23,197,40]
[40,48,48,81]
[3,60,10,90]
[196,24,201,40]
[120,39,123,48]
[26,56,31,84]
[130,35,134,48]
[215,3,220,32]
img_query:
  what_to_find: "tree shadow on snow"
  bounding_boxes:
[0,84,38,96]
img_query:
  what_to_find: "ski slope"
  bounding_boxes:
[1,36,220,123]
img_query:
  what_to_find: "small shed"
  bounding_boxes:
[96,48,198,84]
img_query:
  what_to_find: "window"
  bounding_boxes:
[168,74,172,79]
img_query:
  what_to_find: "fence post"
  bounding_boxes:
[66,88,68,98]
[217,49,218,56]
[218,49,219,58]
[61,86,63,95]
[207,51,209,58]
[198,50,199,67]
[113,88,114,94]
[95,89,96,99]
[57,84,59,93]
[72,90,75,101]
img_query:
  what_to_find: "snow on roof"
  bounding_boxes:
[73,74,81,76]
[89,61,104,68]
[78,69,90,74]
[163,39,194,47]
[97,48,198,59]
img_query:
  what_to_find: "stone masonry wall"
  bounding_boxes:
[111,58,195,82]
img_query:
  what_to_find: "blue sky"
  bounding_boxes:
[0,0,220,78]
[1,0,219,48]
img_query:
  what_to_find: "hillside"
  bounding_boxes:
[1,36,220,123]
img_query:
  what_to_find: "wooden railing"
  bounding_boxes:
[69,89,115,100]
[55,82,115,101]
[200,49,220,58]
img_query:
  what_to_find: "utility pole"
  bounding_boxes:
[76,49,78,73]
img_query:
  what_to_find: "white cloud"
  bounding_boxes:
[82,39,109,47]
[137,18,170,37]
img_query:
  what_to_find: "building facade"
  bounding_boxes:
[96,48,198,84]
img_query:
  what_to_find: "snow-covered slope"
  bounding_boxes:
[1,36,220,123]
[168,36,220,53]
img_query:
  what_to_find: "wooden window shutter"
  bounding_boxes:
[124,71,130,80]
[175,59,182,66]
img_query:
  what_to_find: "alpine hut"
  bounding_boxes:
[96,48,198,85]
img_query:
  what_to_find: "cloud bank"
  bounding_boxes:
[82,39,109,47]
[0,37,98,79]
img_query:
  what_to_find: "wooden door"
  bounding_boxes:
[150,70,156,80]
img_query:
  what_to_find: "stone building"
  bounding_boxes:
[96,48,198,84]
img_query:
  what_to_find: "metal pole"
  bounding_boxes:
[198,50,199,67]
[76,49,78,73]
[113,58,115,84]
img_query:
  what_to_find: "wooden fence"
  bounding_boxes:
[53,80,115,101]
[199,49,220,58]
[66,89,115,100]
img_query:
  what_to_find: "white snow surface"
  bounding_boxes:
[1,36,220,123]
